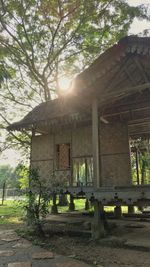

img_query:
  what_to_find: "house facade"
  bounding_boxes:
[31,121,131,189]
[8,36,150,237]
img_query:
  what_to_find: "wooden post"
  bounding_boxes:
[51,192,58,214]
[114,206,122,219]
[69,194,75,211]
[85,198,90,210]
[92,98,100,187]
[92,98,105,238]
[128,205,135,214]
[92,200,105,239]
[27,128,35,225]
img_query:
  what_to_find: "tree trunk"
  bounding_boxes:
[141,161,146,185]
[1,182,6,206]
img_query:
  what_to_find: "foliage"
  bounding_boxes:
[0,164,16,188]
[25,168,50,234]
[14,164,29,189]
[0,40,15,85]
[139,140,150,184]
[131,139,150,185]
[0,0,149,153]
[0,163,30,189]
[0,0,148,100]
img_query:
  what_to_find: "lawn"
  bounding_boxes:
[57,198,86,213]
[0,200,24,225]
[0,198,86,225]
[0,198,137,226]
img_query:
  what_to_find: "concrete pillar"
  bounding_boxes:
[92,201,105,239]
[51,193,58,214]
[69,194,75,211]
[114,206,122,219]
[128,205,135,214]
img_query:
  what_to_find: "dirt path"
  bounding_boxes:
[0,226,92,267]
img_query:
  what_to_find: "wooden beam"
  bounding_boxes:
[104,57,130,93]
[124,66,137,86]
[92,98,101,188]
[133,57,149,83]
[100,83,150,107]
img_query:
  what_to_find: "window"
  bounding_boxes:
[56,143,70,170]
[73,157,93,186]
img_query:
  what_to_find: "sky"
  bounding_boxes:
[129,0,150,34]
[0,0,150,168]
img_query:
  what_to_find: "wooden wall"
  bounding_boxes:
[31,126,92,186]
[72,126,92,157]
[31,123,132,187]
[100,122,132,186]
[31,134,54,185]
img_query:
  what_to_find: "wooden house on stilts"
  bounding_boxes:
[8,36,150,238]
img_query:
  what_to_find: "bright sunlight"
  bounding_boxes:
[58,76,72,93]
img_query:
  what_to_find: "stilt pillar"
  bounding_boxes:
[85,198,90,210]
[69,194,75,211]
[128,205,135,214]
[114,206,122,219]
[51,193,58,214]
[92,200,105,239]
[58,194,68,206]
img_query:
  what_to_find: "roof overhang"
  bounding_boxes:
[7,36,150,138]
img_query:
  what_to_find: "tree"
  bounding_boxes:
[14,163,29,189]
[139,139,150,185]
[0,0,149,151]
[0,163,28,189]
[131,139,150,185]
[0,164,15,204]
[0,164,14,188]
[0,41,15,85]
[25,168,50,235]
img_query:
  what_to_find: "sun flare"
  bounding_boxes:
[59,76,71,92]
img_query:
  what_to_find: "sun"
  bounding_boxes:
[58,76,71,92]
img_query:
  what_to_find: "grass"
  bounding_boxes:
[0,198,139,226]
[0,200,24,225]
[0,198,87,225]
[57,198,86,213]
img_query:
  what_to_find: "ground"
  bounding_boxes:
[40,213,150,267]
[1,222,150,267]
[0,200,150,267]
[0,225,91,267]
[48,233,150,267]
